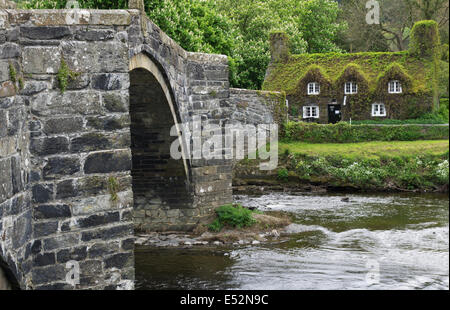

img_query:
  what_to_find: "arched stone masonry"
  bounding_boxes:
[129,54,193,231]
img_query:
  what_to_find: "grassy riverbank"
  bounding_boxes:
[235,140,449,192]
[278,140,449,159]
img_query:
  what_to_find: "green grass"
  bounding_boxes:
[279,140,449,160]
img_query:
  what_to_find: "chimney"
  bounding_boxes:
[129,0,145,11]
[409,20,440,58]
[269,32,290,63]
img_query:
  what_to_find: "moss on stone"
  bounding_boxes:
[108,176,119,202]
[8,62,16,83]
[57,58,80,93]
[18,77,24,90]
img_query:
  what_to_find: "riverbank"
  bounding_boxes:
[234,140,449,193]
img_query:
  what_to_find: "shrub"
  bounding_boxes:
[277,168,289,181]
[285,152,449,190]
[282,122,449,143]
[208,204,257,232]
[435,160,449,183]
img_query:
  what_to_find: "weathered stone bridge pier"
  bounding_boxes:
[0,1,285,289]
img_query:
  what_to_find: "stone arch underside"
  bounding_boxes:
[129,54,193,232]
[0,255,20,290]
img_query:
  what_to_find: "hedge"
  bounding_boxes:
[282,122,449,143]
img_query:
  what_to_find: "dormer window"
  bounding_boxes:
[307,82,320,95]
[388,80,402,94]
[344,82,357,94]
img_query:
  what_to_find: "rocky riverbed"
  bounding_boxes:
[135,224,302,248]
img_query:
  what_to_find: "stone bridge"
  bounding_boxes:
[0,1,286,289]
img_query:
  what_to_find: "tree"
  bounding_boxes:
[296,0,347,53]
[216,0,346,88]
[215,0,308,89]
[338,0,449,52]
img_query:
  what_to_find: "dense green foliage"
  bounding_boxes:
[208,204,257,232]
[276,140,450,191]
[277,168,289,181]
[282,122,449,143]
[282,151,449,191]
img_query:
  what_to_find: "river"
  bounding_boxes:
[135,192,449,290]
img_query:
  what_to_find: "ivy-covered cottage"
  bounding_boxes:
[263,20,442,124]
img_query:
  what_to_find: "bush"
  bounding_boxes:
[282,122,449,143]
[286,152,449,190]
[277,168,289,181]
[208,204,257,232]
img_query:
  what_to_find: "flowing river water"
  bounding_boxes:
[135,192,449,290]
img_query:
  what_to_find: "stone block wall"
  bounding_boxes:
[226,88,287,126]
[1,8,33,290]
[1,9,135,290]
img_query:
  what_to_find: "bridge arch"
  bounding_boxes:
[0,256,20,290]
[129,53,193,231]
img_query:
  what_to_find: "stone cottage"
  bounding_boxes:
[263,20,442,124]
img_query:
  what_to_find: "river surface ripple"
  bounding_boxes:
[136,192,449,290]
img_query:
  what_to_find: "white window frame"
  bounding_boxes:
[344,81,358,94]
[388,80,402,94]
[303,106,320,119]
[372,103,386,117]
[307,82,320,95]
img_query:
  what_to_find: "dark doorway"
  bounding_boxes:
[328,104,342,124]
